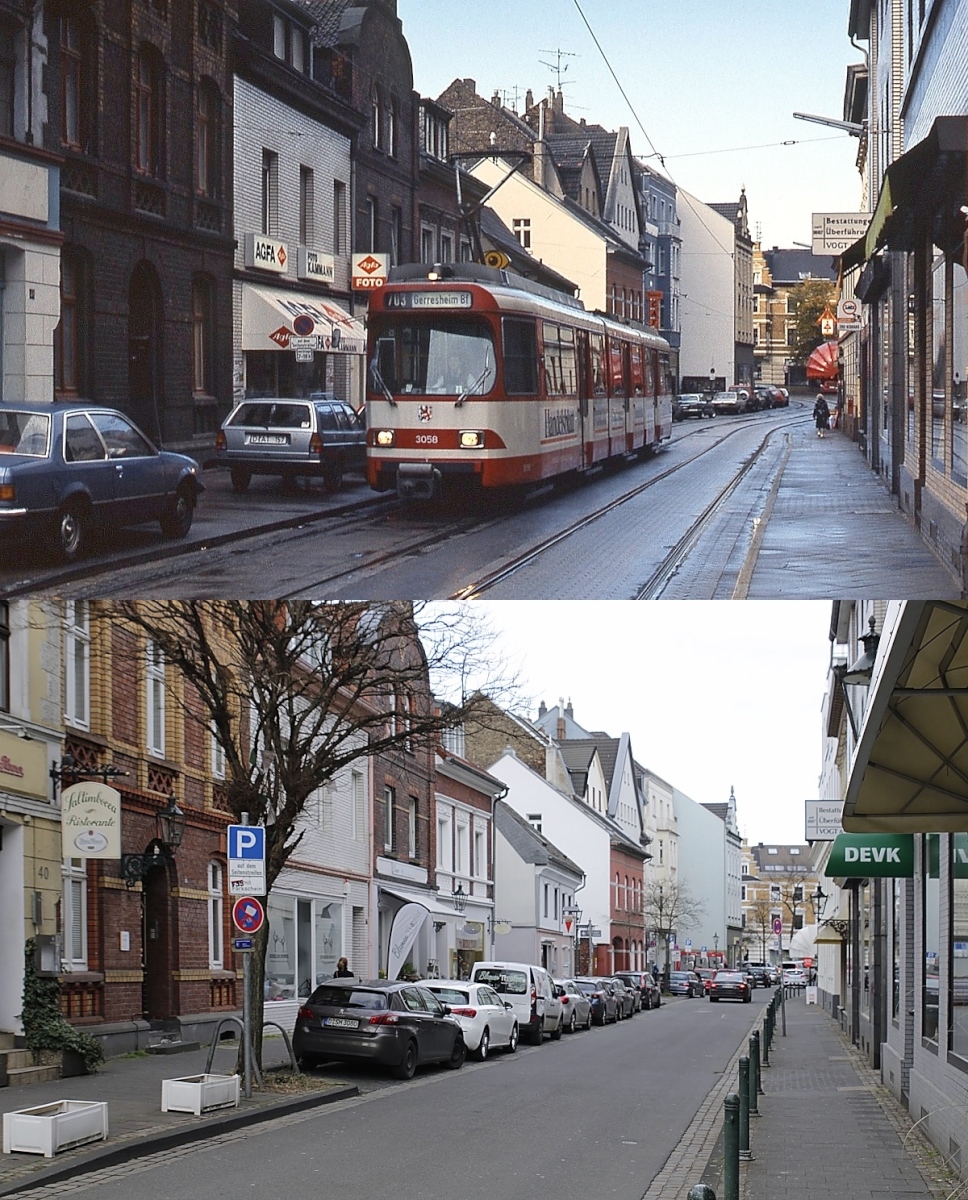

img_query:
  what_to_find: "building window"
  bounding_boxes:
[0,602,8,713]
[543,883,549,918]
[59,16,82,148]
[420,224,435,263]
[436,811,451,871]
[55,251,82,397]
[197,2,223,50]
[210,725,225,780]
[372,87,383,150]
[272,14,286,59]
[0,24,16,139]
[191,276,214,396]
[146,639,166,757]
[208,862,224,969]
[365,196,378,252]
[440,232,454,263]
[513,218,531,249]
[527,813,542,834]
[135,45,164,177]
[474,828,486,878]
[261,150,278,236]
[333,181,346,255]
[384,785,395,851]
[923,833,941,1043]
[64,601,90,730]
[299,166,314,245]
[196,81,221,199]
[351,770,365,840]
[63,860,88,969]
[387,97,398,157]
[290,27,306,74]
[408,796,417,859]
[390,206,403,266]
[456,823,468,875]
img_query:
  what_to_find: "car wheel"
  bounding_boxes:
[297,1053,320,1071]
[56,501,89,563]
[230,467,251,493]
[744,995,752,1003]
[506,1023,519,1053]
[447,1037,466,1069]
[160,486,195,539]
[551,1019,563,1041]
[474,1027,490,1062]
[567,1011,577,1034]
[584,1009,593,1030]
[393,1040,417,1080]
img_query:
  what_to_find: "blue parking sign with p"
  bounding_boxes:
[228,825,265,860]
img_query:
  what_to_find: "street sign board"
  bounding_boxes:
[811,212,871,255]
[294,349,314,363]
[228,825,266,896]
[588,927,602,938]
[805,799,845,841]
[232,896,265,935]
[232,937,254,952]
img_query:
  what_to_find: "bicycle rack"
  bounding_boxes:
[204,1015,298,1084]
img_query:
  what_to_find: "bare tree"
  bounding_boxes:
[101,600,518,1070]
[642,878,706,981]
[746,897,775,964]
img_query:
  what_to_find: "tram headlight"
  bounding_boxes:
[458,429,485,449]
[375,429,395,447]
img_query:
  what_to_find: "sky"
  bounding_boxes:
[398,0,863,249]
[465,600,833,847]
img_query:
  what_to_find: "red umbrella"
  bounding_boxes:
[806,340,839,380]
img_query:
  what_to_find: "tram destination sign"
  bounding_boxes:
[385,291,473,310]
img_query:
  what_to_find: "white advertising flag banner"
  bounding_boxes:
[386,902,428,981]
[61,782,122,859]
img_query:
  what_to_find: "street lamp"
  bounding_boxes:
[836,616,880,738]
[811,884,828,922]
[121,795,187,888]
[452,882,466,913]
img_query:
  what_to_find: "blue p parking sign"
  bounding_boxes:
[228,825,265,860]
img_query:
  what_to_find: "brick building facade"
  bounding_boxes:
[48,0,237,448]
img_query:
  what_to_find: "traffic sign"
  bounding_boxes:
[232,896,265,935]
[232,937,254,952]
[228,825,266,896]
[772,917,783,935]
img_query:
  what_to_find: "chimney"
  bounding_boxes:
[525,88,534,111]
[462,78,476,92]
[538,700,547,719]
[557,717,566,740]
[565,698,574,720]
[491,90,501,107]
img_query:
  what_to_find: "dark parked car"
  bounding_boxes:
[747,966,773,988]
[674,393,715,420]
[693,967,718,995]
[574,977,619,1025]
[0,402,203,562]
[615,971,661,1010]
[608,977,637,1019]
[709,970,752,1003]
[668,970,704,997]
[213,393,366,493]
[292,978,466,1079]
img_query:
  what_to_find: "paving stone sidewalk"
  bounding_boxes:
[740,995,955,1200]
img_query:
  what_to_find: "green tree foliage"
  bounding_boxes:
[790,279,839,363]
[21,940,104,1073]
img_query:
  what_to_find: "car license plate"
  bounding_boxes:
[246,434,288,445]
[324,1017,359,1028]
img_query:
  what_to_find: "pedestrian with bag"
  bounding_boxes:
[813,394,831,438]
[333,957,354,978]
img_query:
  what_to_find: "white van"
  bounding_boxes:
[469,962,562,1045]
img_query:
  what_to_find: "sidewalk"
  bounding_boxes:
[740,994,953,1200]
[0,1041,357,1197]
[746,416,960,597]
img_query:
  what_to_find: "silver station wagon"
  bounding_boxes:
[213,393,366,493]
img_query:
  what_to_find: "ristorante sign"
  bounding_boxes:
[61,782,121,859]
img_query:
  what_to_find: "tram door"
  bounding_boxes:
[575,331,591,471]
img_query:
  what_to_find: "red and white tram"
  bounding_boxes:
[365,264,674,499]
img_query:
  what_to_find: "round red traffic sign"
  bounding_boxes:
[772,917,783,935]
[232,896,265,934]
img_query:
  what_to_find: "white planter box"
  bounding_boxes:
[161,1073,240,1116]
[2,1100,109,1157]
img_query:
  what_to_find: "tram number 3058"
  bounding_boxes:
[414,434,439,445]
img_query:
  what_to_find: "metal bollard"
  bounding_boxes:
[688,1187,716,1200]
[752,1029,763,1095]
[723,1093,740,1200]
[738,1056,751,1159]
[762,1015,770,1067]
[748,1035,759,1114]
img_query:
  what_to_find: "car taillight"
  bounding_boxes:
[561,996,571,1005]
[450,1007,477,1017]
[297,1006,314,1019]
[310,432,324,454]
[368,1012,400,1025]
[215,430,226,451]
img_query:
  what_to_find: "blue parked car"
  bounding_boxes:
[0,402,203,562]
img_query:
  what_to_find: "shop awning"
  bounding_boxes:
[380,887,462,920]
[241,284,365,354]
[805,340,839,381]
[838,115,968,271]
[843,601,968,832]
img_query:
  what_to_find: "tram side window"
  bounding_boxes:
[608,340,626,396]
[541,323,577,396]
[503,318,538,394]
[588,333,607,396]
[658,350,674,396]
[629,344,645,395]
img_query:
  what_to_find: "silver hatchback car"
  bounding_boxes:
[213,393,366,493]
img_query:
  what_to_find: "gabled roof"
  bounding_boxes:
[293,0,354,46]
[494,803,584,878]
[557,740,599,798]
[563,737,618,791]
[763,248,837,284]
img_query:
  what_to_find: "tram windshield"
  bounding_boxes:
[371,317,496,397]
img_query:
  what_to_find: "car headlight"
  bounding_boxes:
[458,430,484,449]
[375,430,395,447]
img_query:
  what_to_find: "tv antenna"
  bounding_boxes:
[538,48,578,89]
